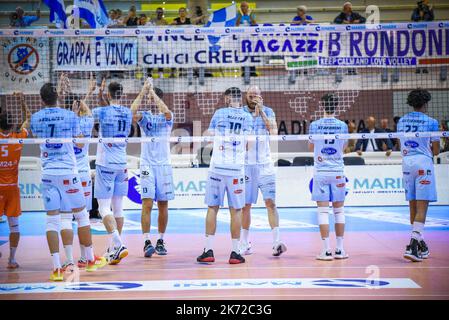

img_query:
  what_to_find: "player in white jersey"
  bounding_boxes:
[308,94,349,261]
[197,87,254,264]
[397,89,440,262]
[131,79,174,257]
[92,82,133,265]
[240,86,287,257]
[30,83,103,281]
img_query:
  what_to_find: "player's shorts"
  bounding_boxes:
[205,171,245,209]
[41,174,86,212]
[79,172,93,211]
[0,187,21,217]
[402,155,437,202]
[94,165,129,199]
[140,165,175,202]
[245,164,276,204]
[311,174,347,202]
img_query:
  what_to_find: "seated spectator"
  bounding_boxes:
[411,0,434,22]
[334,2,366,24]
[355,116,393,156]
[381,118,400,151]
[124,5,139,27]
[441,121,449,153]
[236,1,256,26]
[148,7,168,26]
[292,5,313,25]
[139,14,148,26]
[171,7,192,25]
[344,121,357,153]
[191,6,208,25]
[9,6,41,28]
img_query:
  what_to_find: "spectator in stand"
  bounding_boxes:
[148,7,168,26]
[9,6,41,27]
[441,121,449,153]
[139,14,148,26]
[108,9,123,27]
[292,5,313,25]
[171,7,192,25]
[344,121,357,154]
[236,1,257,26]
[381,118,400,151]
[412,0,434,22]
[191,6,208,25]
[355,116,393,156]
[116,9,124,25]
[334,2,366,24]
[124,5,139,27]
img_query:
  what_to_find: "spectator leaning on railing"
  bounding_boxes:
[9,6,41,28]
[292,5,313,25]
[236,1,257,26]
[411,0,434,22]
[171,7,192,25]
[355,116,393,157]
[334,2,366,24]
[124,5,139,27]
[148,7,168,26]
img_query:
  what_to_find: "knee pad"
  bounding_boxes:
[74,209,90,228]
[111,196,123,218]
[60,213,73,231]
[46,215,61,232]
[8,216,19,233]
[98,199,113,219]
[334,207,345,224]
[317,207,329,225]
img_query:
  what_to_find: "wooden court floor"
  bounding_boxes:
[1,231,449,300]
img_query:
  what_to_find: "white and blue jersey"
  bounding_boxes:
[74,115,94,174]
[30,107,80,175]
[208,107,254,176]
[92,105,132,170]
[397,111,438,202]
[309,117,348,176]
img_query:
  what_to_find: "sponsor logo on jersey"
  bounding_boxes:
[234,189,243,194]
[63,180,70,185]
[66,188,79,194]
[418,169,425,176]
[404,141,419,148]
[233,179,238,185]
[419,180,431,185]
[321,147,337,155]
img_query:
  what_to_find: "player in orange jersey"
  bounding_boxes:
[0,92,30,269]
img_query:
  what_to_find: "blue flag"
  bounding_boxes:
[43,0,67,28]
[75,0,109,28]
[205,4,237,52]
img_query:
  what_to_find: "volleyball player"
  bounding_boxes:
[92,82,132,265]
[131,79,174,257]
[197,87,254,264]
[240,85,286,257]
[30,83,101,281]
[0,92,30,269]
[308,93,349,261]
[397,89,439,262]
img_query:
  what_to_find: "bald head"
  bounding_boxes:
[241,1,249,14]
[246,86,262,109]
[366,116,376,130]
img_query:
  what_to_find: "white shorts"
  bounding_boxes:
[140,165,175,202]
[245,164,276,204]
[94,165,129,199]
[79,172,92,211]
[41,174,86,212]
[311,174,346,202]
[403,155,437,202]
[204,171,245,209]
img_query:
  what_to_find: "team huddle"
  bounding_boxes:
[0,74,440,280]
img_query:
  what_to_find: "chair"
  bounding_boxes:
[292,156,314,166]
[275,159,291,167]
[344,156,366,166]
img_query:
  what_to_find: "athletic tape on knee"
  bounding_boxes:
[8,216,19,233]
[46,215,61,232]
[317,207,330,225]
[74,209,90,228]
[333,207,345,224]
[111,196,124,218]
[60,213,73,231]
[98,199,113,219]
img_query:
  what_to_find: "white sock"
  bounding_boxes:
[159,233,164,240]
[336,236,344,251]
[322,237,330,252]
[9,247,17,263]
[232,239,239,253]
[51,253,61,270]
[241,229,249,244]
[412,222,425,240]
[111,229,122,248]
[205,235,214,251]
[63,245,73,264]
[85,246,94,262]
[272,227,280,243]
[143,233,151,242]
[80,244,86,260]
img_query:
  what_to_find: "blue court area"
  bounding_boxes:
[1,206,449,238]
